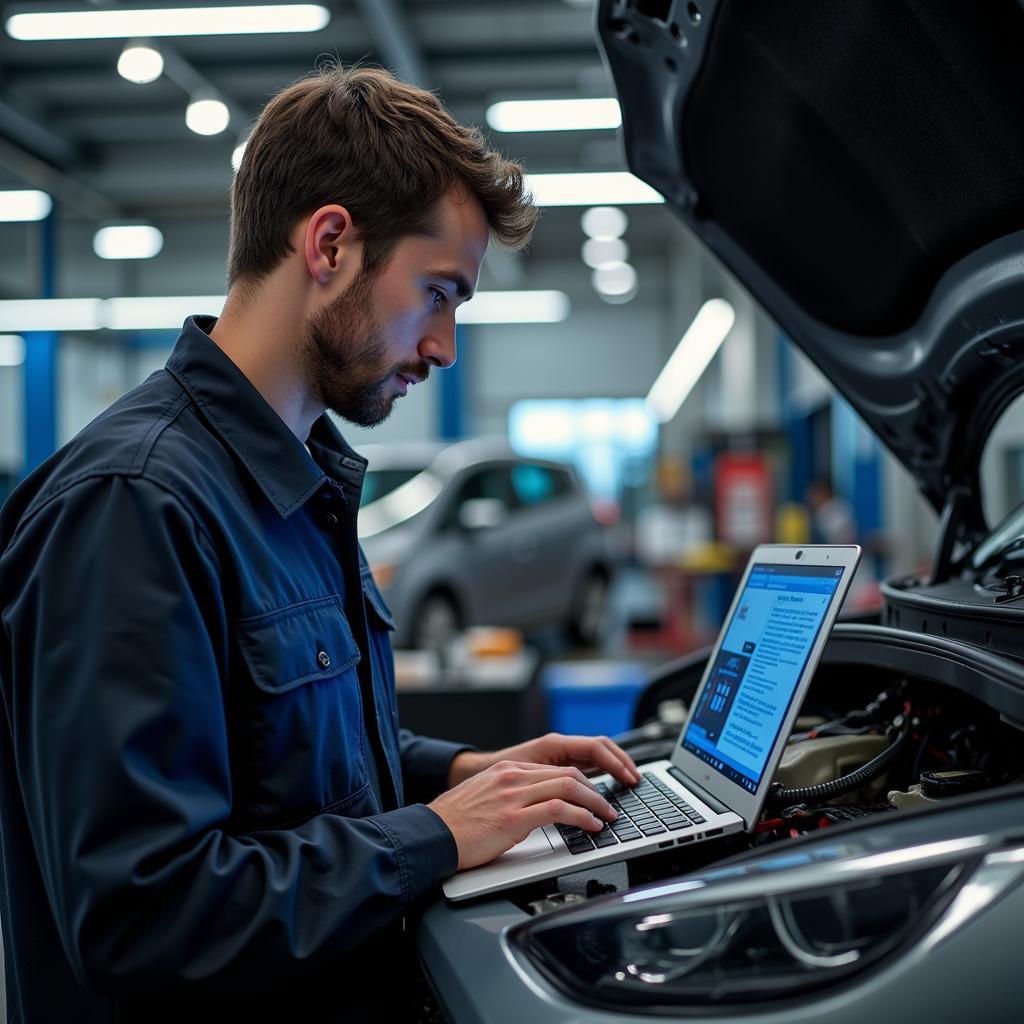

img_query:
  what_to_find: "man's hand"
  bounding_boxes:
[428,761,620,871]
[448,732,640,789]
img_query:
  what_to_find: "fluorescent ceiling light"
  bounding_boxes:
[117,42,163,83]
[0,292,567,332]
[456,290,570,324]
[104,297,226,331]
[0,190,52,222]
[0,299,102,332]
[6,5,330,41]
[0,297,223,333]
[231,139,248,172]
[486,98,621,133]
[526,172,663,207]
[93,224,164,260]
[581,205,628,239]
[187,97,230,136]
[582,237,628,269]
[0,335,25,367]
[592,261,636,297]
[646,299,736,423]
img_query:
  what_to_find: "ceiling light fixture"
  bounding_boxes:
[456,290,570,324]
[0,335,25,367]
[581,205,628,239]
[582,237,629,269]
[186,97,230,136]
[0,190,53,222]
[526,172,663,207]
[6,5,330,41]
[486,98,621,133]
[646,298,736,422]
[93,224,164,261]
[592,261,638,304]
[231,139,248,172]
[0,292,571,332]
[117,41,164,83]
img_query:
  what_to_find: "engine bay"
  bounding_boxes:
[512,651,1024,916]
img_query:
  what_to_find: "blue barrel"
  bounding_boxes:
[540,660,650,737]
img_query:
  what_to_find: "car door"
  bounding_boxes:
[506,462,584,624]
[437,464,522,627]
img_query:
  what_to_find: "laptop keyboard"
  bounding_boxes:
[554,773,708,855]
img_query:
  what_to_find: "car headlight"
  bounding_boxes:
[508,836,1018,1013]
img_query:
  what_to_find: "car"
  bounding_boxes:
[414,1,1024,1020]
[357,438,614,650]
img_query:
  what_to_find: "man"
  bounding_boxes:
[0,66,638,1021]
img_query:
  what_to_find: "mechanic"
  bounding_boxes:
[0,65,639,1022]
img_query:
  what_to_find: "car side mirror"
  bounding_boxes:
[458,497,507,531]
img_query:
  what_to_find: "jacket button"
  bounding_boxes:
[322,512,339,528]
[317,650,331,669]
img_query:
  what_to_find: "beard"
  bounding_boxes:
[301,267,430,427]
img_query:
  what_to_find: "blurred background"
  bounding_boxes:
[5,0,1023,745]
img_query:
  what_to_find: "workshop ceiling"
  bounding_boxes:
[0,0,677,268]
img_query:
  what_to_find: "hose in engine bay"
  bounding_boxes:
[766,710,912,808]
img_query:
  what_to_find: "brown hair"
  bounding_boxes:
[227,65,538,287]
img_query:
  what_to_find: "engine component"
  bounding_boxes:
[775,733,890,791]
[768,716,912,808]
[919,767,988,798]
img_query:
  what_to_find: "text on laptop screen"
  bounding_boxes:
[681,562,845,794]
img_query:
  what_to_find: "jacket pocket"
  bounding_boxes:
[237,595,361,692]
[235,596,369,823]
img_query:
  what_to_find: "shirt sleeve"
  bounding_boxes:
[0,474,456,998]
[398,729,477,803]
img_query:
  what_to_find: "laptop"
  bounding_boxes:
[443,543,861,901]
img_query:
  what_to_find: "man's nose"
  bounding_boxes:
[420,324,457,369]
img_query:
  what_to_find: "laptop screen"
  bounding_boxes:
[681,562,846,794]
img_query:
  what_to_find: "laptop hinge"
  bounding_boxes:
[667,766,731,816]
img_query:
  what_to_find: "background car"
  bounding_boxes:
[415,1,1024,1020]
[357,438,615,650]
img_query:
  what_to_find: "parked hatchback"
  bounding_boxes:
[357,438,614,650]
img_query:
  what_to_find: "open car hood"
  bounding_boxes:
[597,0,1024,551]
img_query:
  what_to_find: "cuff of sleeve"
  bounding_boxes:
[369,803,460,905]
[406,736,478,801]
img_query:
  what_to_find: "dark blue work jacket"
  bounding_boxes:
[0,317,465,1022]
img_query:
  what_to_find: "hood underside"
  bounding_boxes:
[598,0,1024,537]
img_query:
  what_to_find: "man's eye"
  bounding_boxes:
[430,288,448,309]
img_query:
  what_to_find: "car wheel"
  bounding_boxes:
[568,569,609,648]
[412,591,462,651]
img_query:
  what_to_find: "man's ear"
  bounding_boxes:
[303,204,361,287]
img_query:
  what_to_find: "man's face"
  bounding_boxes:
[301,188,489,427]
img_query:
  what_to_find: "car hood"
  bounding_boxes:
[597,0,1024,547]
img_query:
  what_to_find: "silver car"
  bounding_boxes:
[357,438,614,650]
[415,0,1024,1020]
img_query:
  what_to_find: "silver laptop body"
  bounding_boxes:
[443,544,861,901]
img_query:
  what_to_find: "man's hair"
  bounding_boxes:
[227,64,538,287]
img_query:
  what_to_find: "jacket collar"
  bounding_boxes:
[166,315,365,518]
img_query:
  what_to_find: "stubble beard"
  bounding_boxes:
[301,268,428,428]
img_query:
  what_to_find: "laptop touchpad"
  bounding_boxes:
[498,828,556,863]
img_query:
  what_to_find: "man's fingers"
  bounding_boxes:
[522,777,617,821]
[519,799,606,836]
[566,736,640,785]
[598,736,641,783]
[505,761,601,794]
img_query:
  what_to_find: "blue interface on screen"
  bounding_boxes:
[681,563,845,794]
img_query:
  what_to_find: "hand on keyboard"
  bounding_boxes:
[429,761,620,870]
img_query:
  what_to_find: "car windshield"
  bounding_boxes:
[360,468,424,506]
[358,468,444,539]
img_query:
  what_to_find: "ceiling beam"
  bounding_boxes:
[352,0,431,88]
